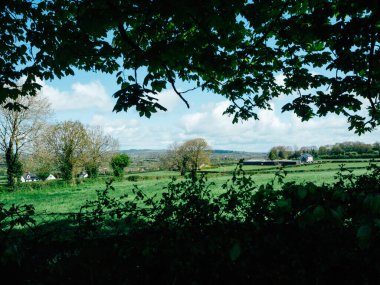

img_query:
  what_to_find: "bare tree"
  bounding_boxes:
[25,127,56,179]
[160,142,182,172]
[0,95,52,186]
[83,126,119,178]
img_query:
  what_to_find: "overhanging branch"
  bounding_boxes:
[165,67,190,108]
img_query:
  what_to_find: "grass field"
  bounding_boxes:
[0,160,378,222]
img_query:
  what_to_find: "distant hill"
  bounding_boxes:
[213,149,238,154]
[121,149,266,160]
[121,149,165,158]
[213,149,266,155]
[211,150,267,160]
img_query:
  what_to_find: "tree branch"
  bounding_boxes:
[117,23,143,54]
[367,22,377,113]
[181,86,199,94]
[165,67,190,108]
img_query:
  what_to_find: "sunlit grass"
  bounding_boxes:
[0,160,377,221]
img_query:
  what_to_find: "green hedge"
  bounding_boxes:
[1,164,380,284]
[319,153,379,159]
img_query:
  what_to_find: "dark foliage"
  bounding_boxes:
[1,1,379,133]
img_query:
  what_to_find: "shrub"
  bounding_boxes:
[110,153,131,177]
[2,164,380,284]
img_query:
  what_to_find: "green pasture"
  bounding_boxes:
[203,160,379,173]
[0,160,378,222]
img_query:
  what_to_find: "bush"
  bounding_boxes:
[2,164,380,284]
[36,171,50,181]
[126,175,140,182]
[110,153,131,177]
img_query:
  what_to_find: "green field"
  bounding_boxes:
[0,160,378,221]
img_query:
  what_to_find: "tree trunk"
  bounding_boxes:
[5,145,15,187]
[180,158,188,176]
[5,142,22,187]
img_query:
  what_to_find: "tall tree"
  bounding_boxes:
[162,138,211,176]
[160,143,183,173]
[268,146,290,160]
[44,121,89,181]
[0,95,51,186]
[268,147,278,160]
[181,138,212,175]
[1,1,379,133]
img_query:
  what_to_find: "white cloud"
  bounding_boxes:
[89,114,182,149]
[152,90,181,111]
[90,114,139,133]
[177,100,380,151]
[40,80,114,112]
[36,78,380,152]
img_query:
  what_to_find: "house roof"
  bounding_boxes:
[22,172,39,178]
[300,153,313,157]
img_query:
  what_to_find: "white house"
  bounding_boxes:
[20,172,40,182]
[45,174,56,180]
[300,153,313,163]
[78,171,88,178]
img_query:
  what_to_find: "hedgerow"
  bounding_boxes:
[1,164,380,284]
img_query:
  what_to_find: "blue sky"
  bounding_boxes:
[39,70,380,152]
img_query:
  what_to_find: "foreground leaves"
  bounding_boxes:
[2,0,380,132]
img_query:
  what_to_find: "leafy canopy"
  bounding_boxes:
[1,0,379,133]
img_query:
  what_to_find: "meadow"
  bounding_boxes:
[0,159,378,222]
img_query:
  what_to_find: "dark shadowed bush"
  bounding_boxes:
[1,164,380,284]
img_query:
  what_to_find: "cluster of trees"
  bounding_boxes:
[268,142,380,160]
[268,146,293,160]
[318,142,380,158]
[0,95,124,186]
[161,138,211,176]
[32,121,119,181]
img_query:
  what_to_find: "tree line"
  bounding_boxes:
[0,95,130,187]
[268,142,380,160]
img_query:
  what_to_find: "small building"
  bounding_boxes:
[20,172,40,182]
[78,171,88,178]
[300,153,313,163]
[45,174,56,181]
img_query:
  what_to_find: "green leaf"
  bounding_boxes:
[116,76,123,85]
[229,242,241,262]
[277,199,291,211]
[370,196,380,214]
[297,188,307,200]
[357,225,371,249]
[312,206,325,221]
